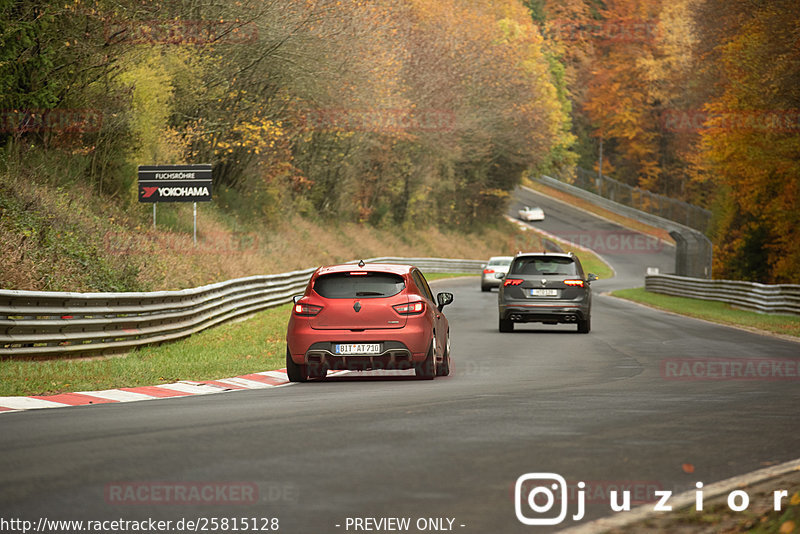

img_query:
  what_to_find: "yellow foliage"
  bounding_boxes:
[117,49,195,165]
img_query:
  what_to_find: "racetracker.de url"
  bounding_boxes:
[0,517,280,533]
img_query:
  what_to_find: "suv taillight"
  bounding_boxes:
[503,278,523,286]
[393,301,425,315]
[483,268,494,274]
[563,279,585,287]
[294,303,322,316]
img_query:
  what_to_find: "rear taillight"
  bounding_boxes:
[294,303,322,316]
[503,278,523,286]
[393,301,425,315]
[483,268,494,274]
[563,279,585,287]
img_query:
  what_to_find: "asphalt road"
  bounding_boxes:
[1,191,798,534]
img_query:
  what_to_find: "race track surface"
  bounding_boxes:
[1,189,797,533]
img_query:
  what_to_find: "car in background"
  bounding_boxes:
[497,252,597,333]
[286,262,453,381]
[518,206,545,222]
[481,256,513,292]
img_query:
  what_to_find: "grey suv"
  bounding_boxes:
[497,252,597,333]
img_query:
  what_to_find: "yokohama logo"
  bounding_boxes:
[141,187,159,198]
[142,186,210,198]
[160,186,209,197]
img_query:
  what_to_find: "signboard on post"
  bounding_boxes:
[138,164,212,244]
[137,164,212,203]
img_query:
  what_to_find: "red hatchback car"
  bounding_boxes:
[286,262,454,382]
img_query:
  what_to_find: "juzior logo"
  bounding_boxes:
[141,187,159,198]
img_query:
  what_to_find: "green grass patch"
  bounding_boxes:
[612,287,800,339]
[0,304,292,396]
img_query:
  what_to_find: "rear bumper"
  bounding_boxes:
[286,323,431,366]
[499,302,589,323]
[302,341,417,371]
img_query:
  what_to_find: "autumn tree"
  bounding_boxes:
[690,0,800,282]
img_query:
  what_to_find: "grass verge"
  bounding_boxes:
[0,273,472,396]
[611,287,800,339]
[0,304,291,397]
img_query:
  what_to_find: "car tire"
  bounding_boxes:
[577,316,591,334]
[499,317,514,332]
[286,348,308,382]
[436,335,451,377]
[415,341,436,380]
[481,284,490,292]
[307,362,327,380]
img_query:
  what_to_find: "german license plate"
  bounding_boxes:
[530,289,558,297]
[334,343,381,355]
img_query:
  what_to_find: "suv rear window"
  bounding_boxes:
[314,272,405,299]
[510,256,577,275]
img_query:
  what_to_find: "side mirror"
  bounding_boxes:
[292,294,304,304]
[587,273,598,282]
[436,292,454,311]
[494,272,505,279]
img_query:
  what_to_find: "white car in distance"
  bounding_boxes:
[481,256,513,292]
[518,206,545,222]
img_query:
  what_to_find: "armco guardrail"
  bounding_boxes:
[0,257,484,359]
[575,167,711,233]
[645,274,800,316]
[533,175,713,279]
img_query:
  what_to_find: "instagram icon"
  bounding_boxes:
[515,473,575,525]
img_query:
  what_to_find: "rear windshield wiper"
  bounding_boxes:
[355,291,385,296]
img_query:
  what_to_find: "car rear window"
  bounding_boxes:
[314,272,405,299]
[510,257,577,275]
[488,258,511,266]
